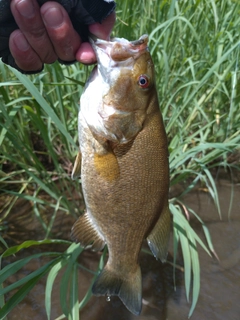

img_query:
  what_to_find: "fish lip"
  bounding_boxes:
[130,34,148,46]
[89,33,148,48]
[88,35,113,80]
[89,34,111,51]
[88,34,112,62]
[89,34,149,63]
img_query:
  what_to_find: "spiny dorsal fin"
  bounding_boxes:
[71,151,82,180]
[147,205,171,262]
[92,265,142,315]
[71,212,105,251]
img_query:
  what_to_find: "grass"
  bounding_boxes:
[0,0,240,318]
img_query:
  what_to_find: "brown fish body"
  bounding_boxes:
[72,35,170,315]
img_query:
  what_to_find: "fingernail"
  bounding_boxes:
[43,7,64,28]
[16,0,35,18]
[13,33,30,51]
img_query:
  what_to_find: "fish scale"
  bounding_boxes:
[71,34,171,315]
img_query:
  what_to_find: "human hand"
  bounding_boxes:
[76,11,116,65]
[7,0,115,73]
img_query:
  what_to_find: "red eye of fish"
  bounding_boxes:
[138,75,149,88]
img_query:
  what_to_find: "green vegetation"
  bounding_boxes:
[0,0,239,318]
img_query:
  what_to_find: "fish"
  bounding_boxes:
[71,34,171,316]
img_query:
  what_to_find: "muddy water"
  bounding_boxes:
[2,178,240,320]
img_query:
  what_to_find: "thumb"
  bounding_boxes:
[88,12,116,40]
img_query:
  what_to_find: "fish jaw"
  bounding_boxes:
[89,34,149,79]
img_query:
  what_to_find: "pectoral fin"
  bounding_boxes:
[71,151,82,180]
[71,212,105,251]
[147,205,171,262]
[90,135,120,181]
[94,151,120,181]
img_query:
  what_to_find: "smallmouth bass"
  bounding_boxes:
[71,34,171,315]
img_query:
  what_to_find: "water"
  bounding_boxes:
[2,178,240,320]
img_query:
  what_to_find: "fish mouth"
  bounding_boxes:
[130,34,148,47]
[89,34,148,46]
[89,34,149,62]
[89,34,149,80]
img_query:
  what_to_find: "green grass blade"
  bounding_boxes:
[178,228,191,302]
[0,252,60,284]
[170,203,212,256]
[6,66,76,147]
[69,264,79,320]
[0,258,60,296]
[1,239,71,258]
[172,209,180,290]
[187,234,200,318]
[0,273,45,319]
[60,243,83,317]
[45,259,69,320]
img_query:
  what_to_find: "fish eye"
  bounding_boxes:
[138,75,149,88]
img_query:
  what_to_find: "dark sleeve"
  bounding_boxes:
[0,0,116,73]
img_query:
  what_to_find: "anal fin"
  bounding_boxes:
[71,212,105,251]
[147,205,171,262]
[92,264,142,315]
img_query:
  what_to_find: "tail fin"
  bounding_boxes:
[92,265,142,315]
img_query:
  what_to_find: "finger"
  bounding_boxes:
[10,0,57,64]
[88,12,116,40]
[9,30,43,72]
[41,2,81,62]
[75,42,96,65]
[76,12,116,64]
